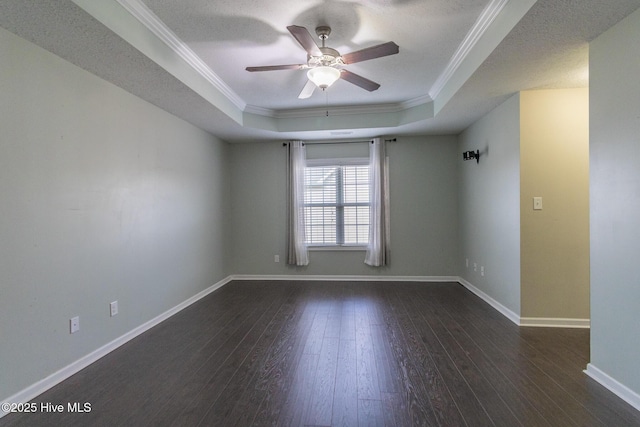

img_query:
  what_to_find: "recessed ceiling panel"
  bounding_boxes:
[142,0,489,110]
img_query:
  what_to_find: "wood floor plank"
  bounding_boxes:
[370,324,402,394]
[249,285,327,426]
[375,284,463,427]
[276,352,320,426]
[325,314,342,339]
[303,310,330,355]
[354,297,381,401]
[358,398,384,427]
[339,303,356,341]
[381,392,411,427]
[332,338,359,427]
[209,286,311,427]
[304,336,340,426]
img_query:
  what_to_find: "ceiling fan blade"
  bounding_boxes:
[287,25,322,57]
[341,41,399,64]
[340,70,381,91]
[246,64,305,72]
[298,80,316,99]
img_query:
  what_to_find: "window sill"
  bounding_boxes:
[308,245,367,252]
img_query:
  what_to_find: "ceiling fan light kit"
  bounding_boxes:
[307,66,341,89]
[246,25,399,99]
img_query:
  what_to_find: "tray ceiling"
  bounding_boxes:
[1,0,639,141]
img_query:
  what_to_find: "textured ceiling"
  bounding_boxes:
[142,0,487,110]
[1,0,639,142]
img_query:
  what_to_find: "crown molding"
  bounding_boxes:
[429,0,510,101]
[274,102,405,119]
[245,96,434,120]
[401,93,434,109]
[244,105,277,117]
[242,98,436,133]
[245,102,406,119]
[115,0,246,111]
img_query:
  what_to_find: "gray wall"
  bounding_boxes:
[228,136,459,277]
[0,27,230,400]
[589,7,640,396]
[458,94,521,315]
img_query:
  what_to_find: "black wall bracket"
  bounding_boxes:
[463,150,480,163]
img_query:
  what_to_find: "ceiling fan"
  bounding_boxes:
[246,25,399,99]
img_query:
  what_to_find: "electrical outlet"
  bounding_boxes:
[473,263,477,272]
[274,255,280,263]
[110,301,118,317]
[481,266,485,276]
[70,316,80,334]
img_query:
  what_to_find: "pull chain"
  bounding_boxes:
[325,90,329,117]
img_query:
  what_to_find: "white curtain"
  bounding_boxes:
[287,141,309,266]
[365,138,390,267]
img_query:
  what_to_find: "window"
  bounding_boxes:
[304,159,370,246]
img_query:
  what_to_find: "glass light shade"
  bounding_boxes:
[307,66,341,89]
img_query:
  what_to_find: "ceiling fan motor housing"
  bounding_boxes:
[308,47,343,68]
[315,26,331,39]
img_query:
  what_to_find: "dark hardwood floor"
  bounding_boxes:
[2,280,640,426]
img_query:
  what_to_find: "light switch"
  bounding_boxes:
[533,197,543,210]
[70,316,80,334]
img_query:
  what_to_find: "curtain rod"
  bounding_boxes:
[283,138,396,146]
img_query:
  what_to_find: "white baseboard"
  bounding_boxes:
[230,274,460,282]
[1,276,233,418]
[237,275,590,329]
[520,317,590,328]
[1,274,455,417]
[457,277,521,325]
[457,277,591,329]
[585,364,640,412]
[2,274,595,419]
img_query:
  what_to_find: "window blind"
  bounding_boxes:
[304,163,370,246]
